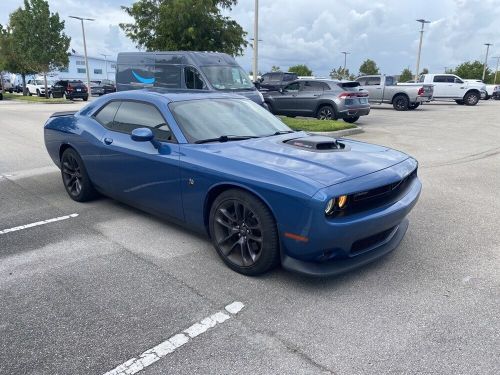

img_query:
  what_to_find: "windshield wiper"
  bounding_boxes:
[194,135,260,144]
[265,130,296,137]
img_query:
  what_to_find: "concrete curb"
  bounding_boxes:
[311,125,364,138]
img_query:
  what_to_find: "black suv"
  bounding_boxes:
[257,72,298,91]
[51,80,88,101]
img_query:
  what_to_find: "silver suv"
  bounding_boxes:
[263,79,370,123]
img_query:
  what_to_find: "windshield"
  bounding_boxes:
[200,66,254,90]
[169,98,291,143]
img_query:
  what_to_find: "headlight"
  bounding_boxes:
[325,195,349,215]
[325,198,335,215]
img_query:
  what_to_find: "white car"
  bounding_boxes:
[417,74,486,105]
[1,75,14,93]
[26,79,53,97]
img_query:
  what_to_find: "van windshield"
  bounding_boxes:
[200,66,254,90]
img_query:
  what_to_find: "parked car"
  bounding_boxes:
[257,72,298,91]
[491,85,500,100]
[116,51,266,107]
[26,79,52,97]
[44,90,421,276]
[415,74,485,105]
[485,84,500,100]
[96,79,116,94]
[355,75,434,110]
[263,79,370,123]
[1,75,14,93]
[51,80,88,101]
[90,82,105,96]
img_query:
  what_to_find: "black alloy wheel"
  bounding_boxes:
[317,105,335,120]
[393,95,409,111]
[61,148,97,202]
[209,189,280,275]
[408,103,420,110]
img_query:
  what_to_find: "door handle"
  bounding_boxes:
[104,137,113,145]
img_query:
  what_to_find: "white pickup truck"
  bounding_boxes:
[414,74,485,105]
[355,75,434,111]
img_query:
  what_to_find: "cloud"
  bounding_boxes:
[1,0,499,75]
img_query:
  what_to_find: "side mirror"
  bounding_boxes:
[279,88,284,94]
[131,127,154,142]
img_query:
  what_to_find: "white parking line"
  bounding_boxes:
[102,302,245,375]
[0,213,79,235]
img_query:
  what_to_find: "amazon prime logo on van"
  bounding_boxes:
[132,70,155,84]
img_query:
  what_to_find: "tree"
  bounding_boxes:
[399,67,413,82]
[288,64,312,76]
[4,0,70,96]
[453,60,493,83]
[120,0,247,56]
[359,59,380,75]
[329,66,355,80]
[271,65,281,72]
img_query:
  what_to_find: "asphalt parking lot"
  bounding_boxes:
[0,99,499,374]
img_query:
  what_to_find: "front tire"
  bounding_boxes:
[209,189,280,276]
[464,91,479,106]
[393,94,409,111]
[343,116,360,123]
[61,148,98,202]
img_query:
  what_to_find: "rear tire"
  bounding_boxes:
[343,116,360,123]
[392,94,409,111]
[60,148,98,202]
[316,105,336,120]
[463,91,479,106]
[209,189,280,276]
[408,103,420,110]
[83,96,88,102]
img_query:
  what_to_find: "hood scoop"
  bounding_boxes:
[284,135,349,152]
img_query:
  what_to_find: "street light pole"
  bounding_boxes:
[252,0,259,82]
[341,51,350,79]
[69,16,95,96]
[101,54,109,81]
[492,56,500,84]
[482,43,492,81]
[415,19,431,81]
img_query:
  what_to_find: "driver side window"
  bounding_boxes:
[108,101,174,142]
[184,66,206,89]
[284,82,300,92]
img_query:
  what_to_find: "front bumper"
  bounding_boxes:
[280,158,421,276]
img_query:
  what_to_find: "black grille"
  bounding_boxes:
[334,168,417,217]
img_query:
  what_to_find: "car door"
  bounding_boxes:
[294,81,324,114]
[431,75,450,98]
[449,76,467,98]
[271,81,301,115]
[94,100,184,221]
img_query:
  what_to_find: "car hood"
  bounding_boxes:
[198,133,409,187]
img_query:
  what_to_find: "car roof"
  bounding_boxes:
[106,88,247,103]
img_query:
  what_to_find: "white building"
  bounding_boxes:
[53,53,117,82]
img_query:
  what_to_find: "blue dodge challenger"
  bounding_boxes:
[44,89,421,276]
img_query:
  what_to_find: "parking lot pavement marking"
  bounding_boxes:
[102,302,245,375]
[0,213,79,235]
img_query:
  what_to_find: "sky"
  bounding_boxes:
[1,0,499,76]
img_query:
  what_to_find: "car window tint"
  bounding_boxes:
[453,77,463,83]
[433,75,447,83]
[94,101,121,128]
[301,81,324,92]
[113,101,173,142]
[285,82,300,91]
[184,66,205,89]
[283,74,295,81]
[262,73,281,82]
[154,65,181,88]
[385,76,395,86]
[366,77,381,85]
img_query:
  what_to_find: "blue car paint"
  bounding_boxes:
[132,70,156,84]
[44,89,422,276]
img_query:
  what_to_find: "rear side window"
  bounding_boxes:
[94,101,121,128]
[262,73,281,82]
[184,66,205,89]
[385,76,395,86]
[155,65,182,88]
[356,78,367,86]
[366,77,381,86]
[283,74,296,81]
[433,75,448,83]
[113,101,173,142]
[301,81,325,92]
